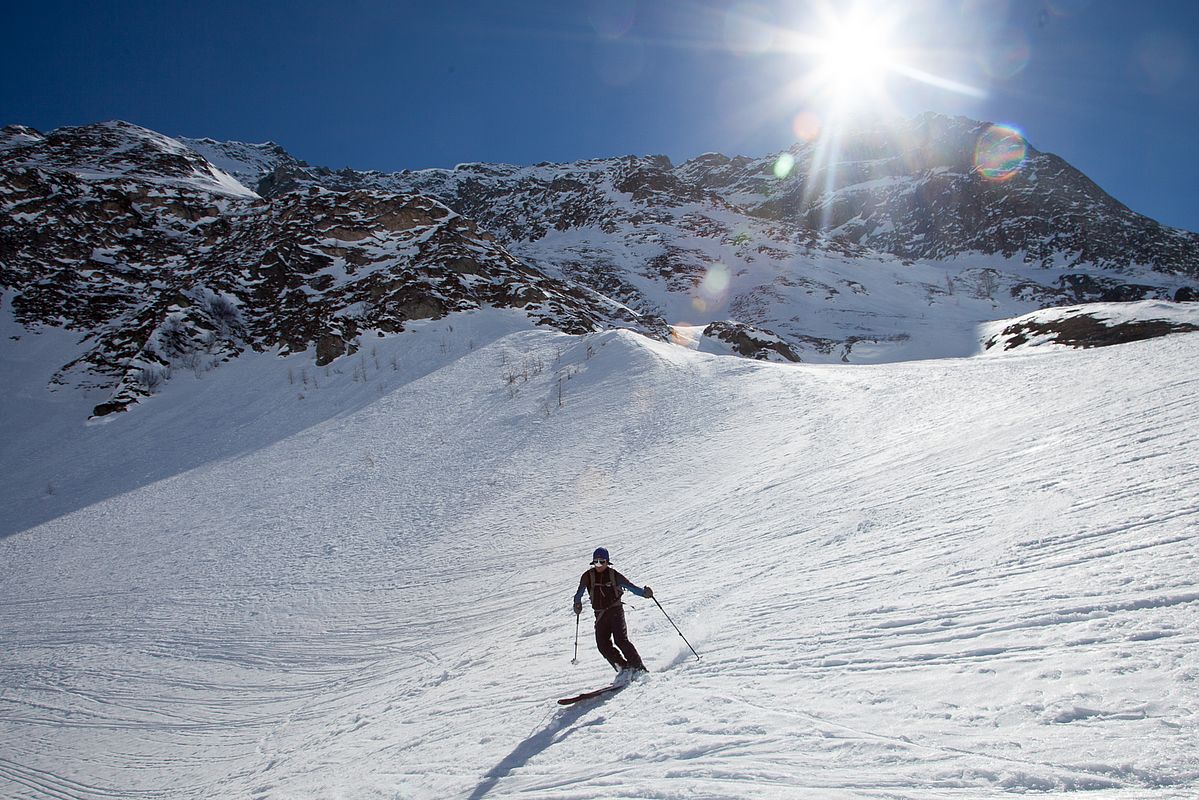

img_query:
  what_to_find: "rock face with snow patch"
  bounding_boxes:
[695,114,1199,277]
[182,114,1199,280]
[701,320,800,362]
[1,122,654,416]
[2,121,257,199]
[179,114,1199,357]
[982,301,1199,352]
[5,115,1199,416]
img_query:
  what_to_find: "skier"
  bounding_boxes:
[572,547,652,673]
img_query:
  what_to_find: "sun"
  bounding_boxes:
[773,2,984,123]
[761,3,987,228]
[810,8,900,104]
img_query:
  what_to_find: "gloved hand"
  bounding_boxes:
[573,600,583,615]
[643,586,654,599]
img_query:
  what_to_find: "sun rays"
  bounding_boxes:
[716,1,997,230]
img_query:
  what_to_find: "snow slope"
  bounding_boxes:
[0,301,539,538]
[1,320,1197,799]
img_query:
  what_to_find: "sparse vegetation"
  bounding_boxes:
[202,292,240,333]
[977,269,999,302]
[134,365,170,392]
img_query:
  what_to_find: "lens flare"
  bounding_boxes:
[693,265,732,314]
[774,152,796,178]
[1134,32,1190,94]
[974,124,1027,182]
[701,265,731,297]
[791,111,822,142]
[670,325,700,347]
[977,26,1030,79]
[587,0,636,39]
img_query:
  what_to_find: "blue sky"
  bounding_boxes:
[3,1,1197,231]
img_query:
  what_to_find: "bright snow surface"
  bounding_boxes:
[1,313,1197,799]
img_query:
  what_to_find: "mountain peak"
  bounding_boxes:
[3,116,1197,418]
[3,120,256,198]
[0,124,44,150]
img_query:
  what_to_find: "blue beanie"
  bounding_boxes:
[592,547,610,563]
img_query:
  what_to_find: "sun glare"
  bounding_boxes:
[772,2,985,122]
[812,11,898,101]
[751,2,990,230]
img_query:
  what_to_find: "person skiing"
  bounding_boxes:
[572,547,652,673]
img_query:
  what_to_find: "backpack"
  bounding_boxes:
[583,567,622,610]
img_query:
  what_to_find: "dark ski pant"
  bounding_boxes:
[594,605,642,670]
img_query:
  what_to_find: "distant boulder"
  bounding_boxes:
[702,321,800,362]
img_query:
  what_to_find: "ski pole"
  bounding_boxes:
[653,597,700,661]
[571,609,580,665]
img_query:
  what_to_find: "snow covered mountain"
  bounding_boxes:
[4,116,1199,420]
[188,113,1199,279]
[2,116,1198,799]
[183,113,1199,331]
[2,122,654,417]
[4,121,256,199]
[1,321,1196,798]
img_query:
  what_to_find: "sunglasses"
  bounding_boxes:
[591,560,610,566]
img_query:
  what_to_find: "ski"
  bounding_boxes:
[557,683,625,705]
[557,668,649,705]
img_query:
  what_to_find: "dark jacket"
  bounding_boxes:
[574,567,647,611]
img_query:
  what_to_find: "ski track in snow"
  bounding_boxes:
[1,325,1198,799]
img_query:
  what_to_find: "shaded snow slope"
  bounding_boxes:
[1,325,1197,799]
[0,306,537,538]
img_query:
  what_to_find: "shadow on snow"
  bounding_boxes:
[466,693,618,799]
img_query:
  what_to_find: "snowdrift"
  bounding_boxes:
[1,321,1197,799]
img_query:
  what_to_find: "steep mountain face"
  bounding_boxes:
[3,121,256,199]
[181,113,1199,282]
[181,113,1199,354]
[687,114,1199,276]
[3,115,1198,417]
[1,123,648,417]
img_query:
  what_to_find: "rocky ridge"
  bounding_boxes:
[3,116,1199,417]
[1,122,652,416]
[982,301,1199,352]
[182,114,1199,356]
[184,113,1199,281]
